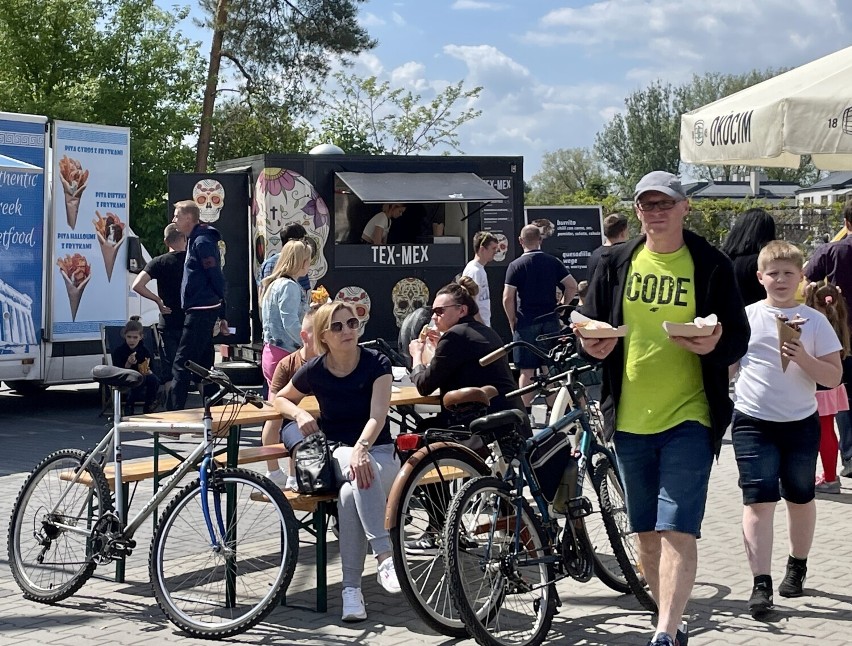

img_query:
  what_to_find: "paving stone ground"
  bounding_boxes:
[0,383,850,645]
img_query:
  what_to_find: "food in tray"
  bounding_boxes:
[311,284,330,305]
[93,211,126,281]
[662,314,718,337]
[56,253,92,321]
[58,155,89,229]
[570,311,628,338]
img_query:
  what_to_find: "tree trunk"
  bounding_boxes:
[196,0,229,172]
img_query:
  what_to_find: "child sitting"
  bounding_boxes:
[111,316,160,415]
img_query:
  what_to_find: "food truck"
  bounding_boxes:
[0,111,152,394]
[168,152,526,363]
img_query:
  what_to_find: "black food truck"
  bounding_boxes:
[168,152,526,369]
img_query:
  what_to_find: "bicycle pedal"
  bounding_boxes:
[566,496,593,520]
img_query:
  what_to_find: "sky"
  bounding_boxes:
[170,0,852,180]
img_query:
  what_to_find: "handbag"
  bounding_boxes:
[293,431,338,494]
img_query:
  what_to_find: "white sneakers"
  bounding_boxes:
[340,560,401,622]
[376,557,401,594]
[264,469,298,491]
[341,587,366,622]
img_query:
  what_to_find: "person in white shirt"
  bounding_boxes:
[361,203,406,245]
[461,231,499,326]
[730,240,843,619]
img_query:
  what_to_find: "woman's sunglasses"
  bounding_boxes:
[326,317,360,333]
[430,304,462,316]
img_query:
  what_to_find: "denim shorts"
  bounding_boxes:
[513,317,562,369]
[731,410,820,505]
[280,420,305,452]
[613,421,714,537]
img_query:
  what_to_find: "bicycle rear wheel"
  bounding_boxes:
[581,467,630,593]
[150,468,299,638]
[388,443,490,637]
[445,476,556,646]
[593,457,657,613]
[8,449,112,603]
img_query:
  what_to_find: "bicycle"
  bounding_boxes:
[7,361,300,639]
[443,341,655,646]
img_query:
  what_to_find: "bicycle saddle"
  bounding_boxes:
[92,364,144,391]
[469,409,526,441]
[442,385,499,410]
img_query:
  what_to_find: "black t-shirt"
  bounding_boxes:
[505,250,570,326]
[291,348,393,445]
[111,341,154,374]
[143,251,186,330]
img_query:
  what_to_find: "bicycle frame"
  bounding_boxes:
[48,384,222,543]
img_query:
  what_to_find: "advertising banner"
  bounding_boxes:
[50,121,130,339]
[480,176,515,265]
[526,205,603,279]
[0,113,47,359]
[168,173,251,345]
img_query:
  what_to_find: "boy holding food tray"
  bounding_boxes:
[576,171,750,646]
[729,240,843,618]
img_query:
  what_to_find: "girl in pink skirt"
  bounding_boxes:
[808,283,851,493]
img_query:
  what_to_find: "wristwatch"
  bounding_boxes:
[358,439,370,449]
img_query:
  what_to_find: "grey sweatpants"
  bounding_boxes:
[332,443,399,589]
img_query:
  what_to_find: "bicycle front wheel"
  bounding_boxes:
[388,443,490,637]
[8,449,113,603]
[150,468,299,639]
[445,476,556,646]
[593,457,657,613]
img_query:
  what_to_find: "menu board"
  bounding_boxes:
[526,205,603,278]
[480,176,515,265]
[50,121,130,339]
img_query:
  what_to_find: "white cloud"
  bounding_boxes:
[451,0,508,10]
[391,11,406,27]
[359,12,386,28]
[391,62,429,91]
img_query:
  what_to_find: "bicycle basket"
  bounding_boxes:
[529,429,572,502]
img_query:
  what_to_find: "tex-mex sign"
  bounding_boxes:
[335,243,464,268]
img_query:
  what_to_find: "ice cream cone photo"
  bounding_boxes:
[56,253,92,322]
[775,315,804,372]
[59,156,89,230]
[93,211,126,281]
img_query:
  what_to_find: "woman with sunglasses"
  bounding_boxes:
[408,276,526,428]
[274,301,401,622]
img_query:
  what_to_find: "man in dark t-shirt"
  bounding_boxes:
[503,224,577,406]
[132,223,187,383]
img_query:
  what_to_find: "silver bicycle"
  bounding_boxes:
[7,361,299,639]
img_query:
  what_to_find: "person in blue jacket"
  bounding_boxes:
[167,200,230,410]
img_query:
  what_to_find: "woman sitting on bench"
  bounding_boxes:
[274,301,401,622]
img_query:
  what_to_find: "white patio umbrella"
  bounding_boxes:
[0,153,42,173]
[680,45,852,170]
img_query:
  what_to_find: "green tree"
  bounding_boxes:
[195,0,375,170]
[210,97,311,162]
[527,148,609,204]
[0,0,204,254]
[594,81,680,194]
[310,73,483,154]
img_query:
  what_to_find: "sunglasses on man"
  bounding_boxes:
[430,304,462,317]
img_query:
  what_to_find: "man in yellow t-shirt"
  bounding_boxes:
[576,171,750,646]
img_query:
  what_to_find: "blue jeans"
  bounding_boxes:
[731,410,820,505]
[613,421,713,537]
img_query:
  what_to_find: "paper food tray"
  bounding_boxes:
[662,314,717,338]
[570,310,628,338]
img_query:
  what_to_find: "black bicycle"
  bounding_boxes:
[442,340,655,646]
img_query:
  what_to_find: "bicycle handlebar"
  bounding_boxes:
[184,361,265,409]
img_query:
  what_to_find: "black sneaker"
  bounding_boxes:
[748,581,774,618]
[405,533,439,554]
[778,557,807,598]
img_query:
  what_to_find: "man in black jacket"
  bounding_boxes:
[577,171,749,646]
[167,200,230,410]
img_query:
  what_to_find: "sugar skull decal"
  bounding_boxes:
[335,286,371,338]
[493,233,509,262]
[391,278,429,328]
[193,179,225,223]
[532,218,554,239]
[252,168,330,285]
